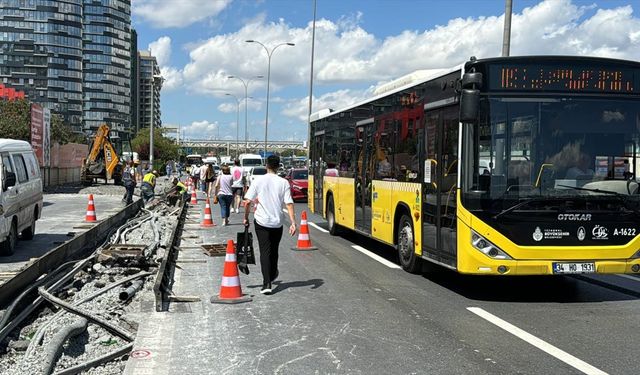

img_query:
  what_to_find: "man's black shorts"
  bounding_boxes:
[232,187,244,196]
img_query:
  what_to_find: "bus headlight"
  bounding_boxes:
[471,231,513,260]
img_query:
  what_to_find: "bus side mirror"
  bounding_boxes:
[460,89,480,123]
[459,71,482,123]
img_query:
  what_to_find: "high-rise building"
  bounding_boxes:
[0,0,134,139]
[82,0,132,140]
[137,51,162,130]
[0,0,84,132]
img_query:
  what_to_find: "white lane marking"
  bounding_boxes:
[467,307,608,375]
[616,274,640,283]
[308,222,329,233]
[351,245,401,269]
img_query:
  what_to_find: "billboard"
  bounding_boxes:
[30,103,44,166]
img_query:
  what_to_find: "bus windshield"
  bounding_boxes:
[462,96,640,213]
[242,158,262,166]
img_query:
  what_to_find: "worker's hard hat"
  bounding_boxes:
[171,177,178,184]
[152,170,159,175]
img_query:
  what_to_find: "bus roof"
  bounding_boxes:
[310,63,463,122]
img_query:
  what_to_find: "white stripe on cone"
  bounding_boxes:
[300,220,308,225]
[221,276,240,287]
[225,254,236,262]
[86,211,95,215]
[298,234,310,241]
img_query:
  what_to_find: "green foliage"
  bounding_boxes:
[132,127,179,163]
[0,99,31,140]
[0,99,84,144]
[51,113,85,144]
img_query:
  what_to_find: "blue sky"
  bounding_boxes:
[131,0,640,143]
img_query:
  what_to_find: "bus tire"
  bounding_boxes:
[327,196,340,236]
[397,214,421,273]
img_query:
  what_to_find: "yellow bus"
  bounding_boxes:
[309,56,640,276]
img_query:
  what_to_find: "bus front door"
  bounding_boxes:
[312,131,325,216]
[355,124,373,233]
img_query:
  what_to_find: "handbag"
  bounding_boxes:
[237,225,256,275]
[213,195,219,204]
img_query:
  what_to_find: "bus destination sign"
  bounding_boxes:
[489,64,639,94]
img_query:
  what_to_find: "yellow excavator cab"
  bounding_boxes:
[81,124,123,185]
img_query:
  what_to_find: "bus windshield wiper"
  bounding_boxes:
[556,184,640,216]
[493,197,548,220]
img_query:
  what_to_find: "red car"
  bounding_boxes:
[286,168,308,202]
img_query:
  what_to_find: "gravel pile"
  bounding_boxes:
[0,200,182,375]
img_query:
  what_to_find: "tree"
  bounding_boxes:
[51,113,85,144]
[132,127,179,163]
[0,99,30,140]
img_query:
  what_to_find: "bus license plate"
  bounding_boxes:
[552,262,595,274]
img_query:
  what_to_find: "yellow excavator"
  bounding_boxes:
[81,124,123,185]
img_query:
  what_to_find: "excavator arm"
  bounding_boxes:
[82,124,122,184]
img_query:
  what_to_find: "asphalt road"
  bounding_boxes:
[129,201,640,375]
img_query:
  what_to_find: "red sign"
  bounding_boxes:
[31,103,44,166]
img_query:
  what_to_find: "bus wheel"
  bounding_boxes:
[397,214,421,273]
[327,197,340,235]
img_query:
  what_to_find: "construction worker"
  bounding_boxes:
[141,170,159,204]
[166,177,188,205]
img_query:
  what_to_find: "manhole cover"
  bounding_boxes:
[201,243,228,257]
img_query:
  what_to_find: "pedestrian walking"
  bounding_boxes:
[135,161,143,184]
[205,163,215,193]
[165,159,173,179]
[140,170,159,204]
[243,155,297,295]
[122,160,137,205]
[214,165,234,226]
[199,163,208,192]
[231,159,245,214]
[190,163,200,190]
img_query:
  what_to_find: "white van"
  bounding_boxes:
[238,153,263,175]
[0,139,43,256]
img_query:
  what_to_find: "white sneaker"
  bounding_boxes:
[234,208,239,214]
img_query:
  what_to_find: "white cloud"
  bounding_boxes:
[133,0,232,28]
[148,37,183,92]
[180,120,220,140]
[178,0,640,107]
[282,88,374,122]
[148,36,171,66]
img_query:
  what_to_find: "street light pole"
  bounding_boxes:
[245,40,295,157]
[228,75,263,154]
[225,93,241,158]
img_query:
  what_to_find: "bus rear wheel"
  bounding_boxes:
[327,196,340,235]
[397,214,421,273]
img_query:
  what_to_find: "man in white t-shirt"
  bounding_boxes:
[231,159,245,213]
[243,155,297,295]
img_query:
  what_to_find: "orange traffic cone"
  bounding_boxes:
[85,194,97,222]
[201,195,216,227]
[291,211,317,251]
[210,239,252,304]
[190,189,198,205]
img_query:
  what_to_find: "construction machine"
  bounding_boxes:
[81,124,123,185]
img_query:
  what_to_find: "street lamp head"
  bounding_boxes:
[286,43,295,46]
[245,40,255,43]
[227,75,235,79]
[255,75,264,79]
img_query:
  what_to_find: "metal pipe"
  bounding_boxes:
[38,287,134,341]
[26,272,152,356]
[40,318,88,375]
[118,280,144,301]
[52,342,134,375]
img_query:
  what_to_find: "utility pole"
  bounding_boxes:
[502,0,513,57]
[307,0,317,160]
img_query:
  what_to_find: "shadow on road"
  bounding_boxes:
[247,279,325,294]
[0,233,73,261]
